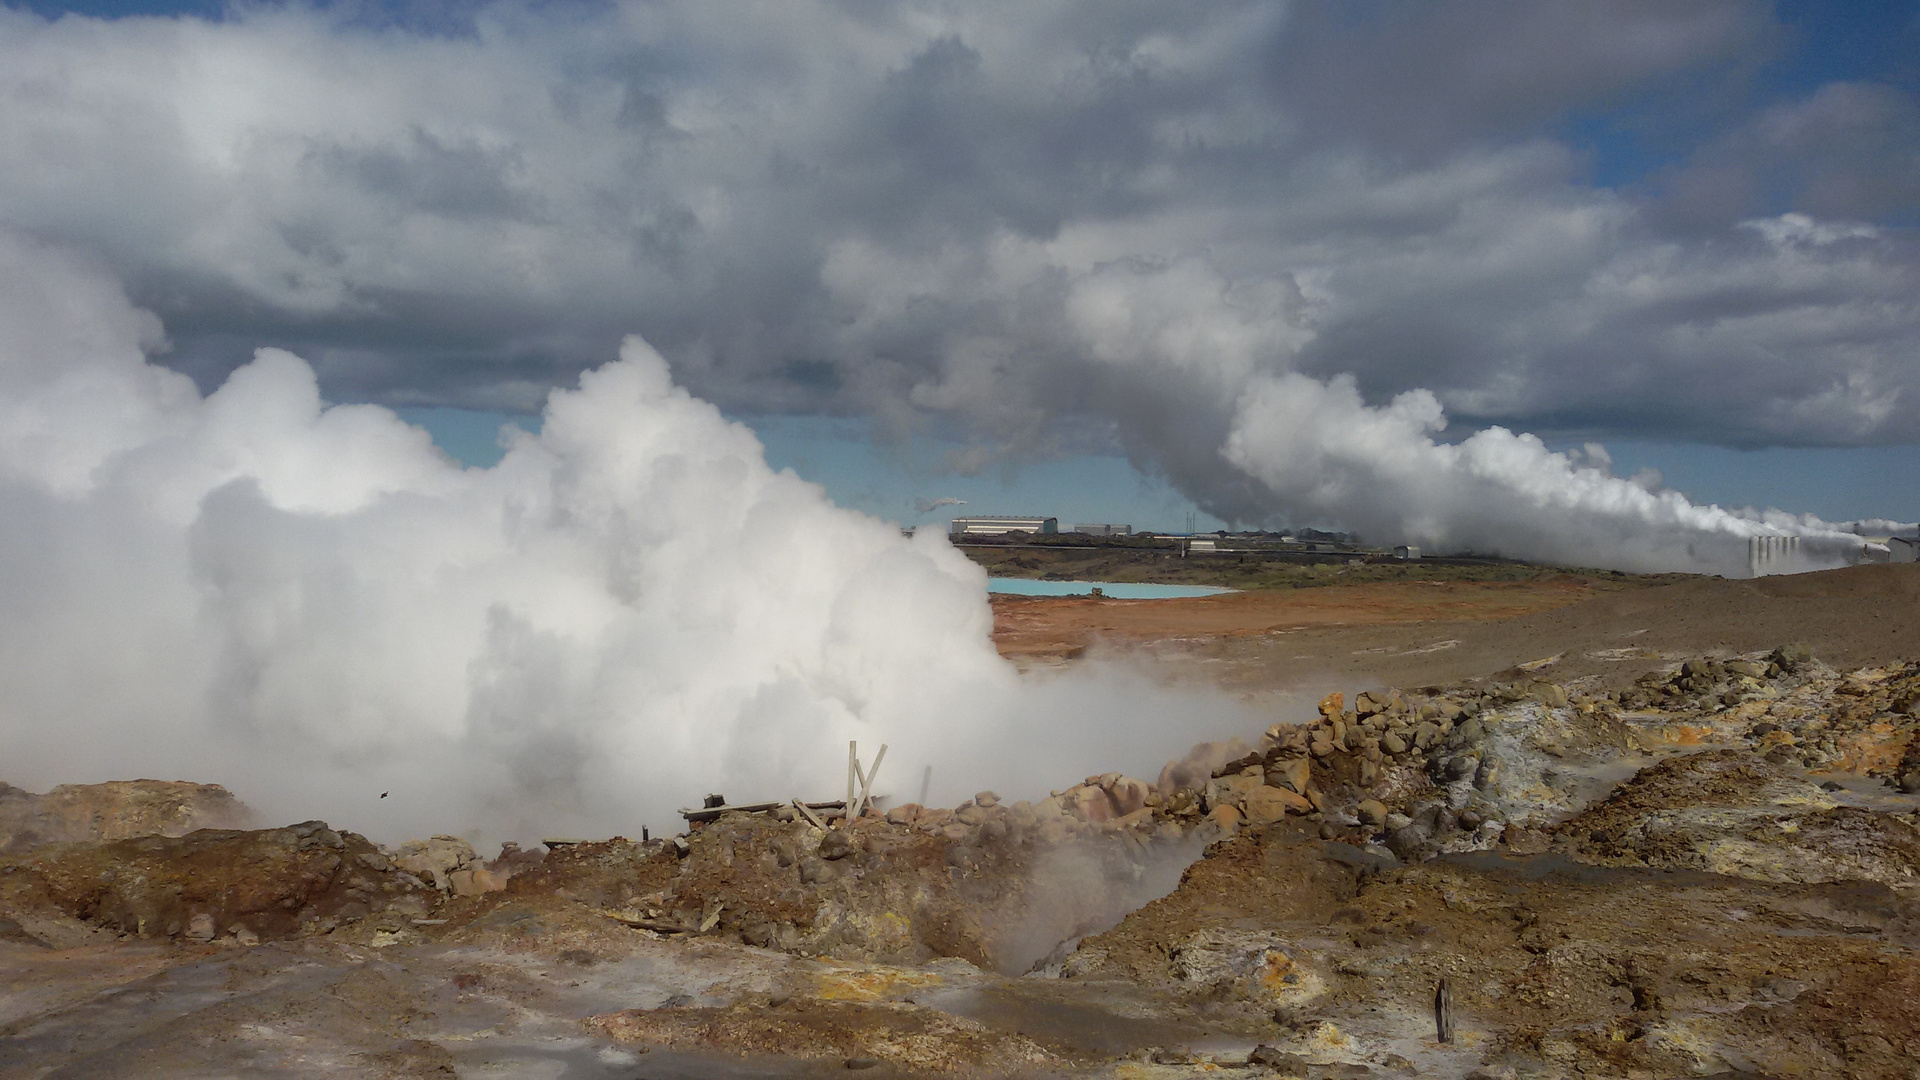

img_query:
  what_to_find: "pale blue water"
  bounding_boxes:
[986,578,1234,599]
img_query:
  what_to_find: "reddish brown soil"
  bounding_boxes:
[995,564,1920,695]
[991,576,1614,659]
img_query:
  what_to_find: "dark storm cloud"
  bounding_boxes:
[0,0,1914,545]
[1651,81,1920,226]
[1263,0,1774,157]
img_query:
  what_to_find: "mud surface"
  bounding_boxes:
[4,564,1920,1078]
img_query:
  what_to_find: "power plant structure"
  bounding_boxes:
[1748,534,1801,576]
[948,515,1059,538]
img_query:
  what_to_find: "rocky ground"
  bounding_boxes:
[4,565,1920,1078]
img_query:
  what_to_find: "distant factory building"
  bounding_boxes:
[1186,538,1217,553]
[949,516,1058,537]
[1893,536,1918,564]
[1748,534,1800,576]
[1394,545,1421,559]
[1075,523,1132,537]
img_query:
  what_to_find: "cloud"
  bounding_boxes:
[0,233,1257,841]
[0,1,1914,574]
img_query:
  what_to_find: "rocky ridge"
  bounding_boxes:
[4,644,1920,1077]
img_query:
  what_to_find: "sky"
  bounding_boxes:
[2,0,1917,540]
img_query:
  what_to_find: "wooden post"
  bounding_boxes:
[853,744,887,819]
[847,741,858,812]
[1434,977,1452,1043]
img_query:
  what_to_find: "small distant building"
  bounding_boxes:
[1075,523,1132,537]
[1748,534,1801,576]
[1186,538,1217,554]
[949,516,1058,538]
[1893,536,1919,564]
[1394,545,1421,559]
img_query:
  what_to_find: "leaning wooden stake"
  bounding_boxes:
[847,741,858,810]
[791,798,828,831]
[1434,977,1452,1043]
[852,744,887,820]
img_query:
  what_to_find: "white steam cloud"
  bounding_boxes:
[0,235,1257,842]
[1222,372,1888,576]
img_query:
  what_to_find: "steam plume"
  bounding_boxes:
[0,235,1255,842]
[1221,372,1888,575]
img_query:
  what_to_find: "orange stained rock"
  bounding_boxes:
[1832,725,1913,774]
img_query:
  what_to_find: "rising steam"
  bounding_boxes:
[0,235,1257,842]
[1221,372,1888,576]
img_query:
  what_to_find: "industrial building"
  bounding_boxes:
[1748,534,1801,576]
[949,516,1058,538]
[1893,536,1918,564]
[1075,523,1132,537]
[1394,545,1421,559]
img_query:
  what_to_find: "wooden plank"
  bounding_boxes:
[678,800,783,823]
[678,799,850,824]
[792,799,828,830]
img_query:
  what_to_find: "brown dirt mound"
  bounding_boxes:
[0,779,253,853]
[0,820,438,945]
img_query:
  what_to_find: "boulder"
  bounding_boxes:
[448,867,508,897]
[1353,691,1387,717]
[1356,800,1388,828]
[1202,772,1263,813]
[1448,717,1486,749]
[1266,756,1312,793]
[1156,737,1252,795]
[1529,682,1569,708]
[1244,786,1311,826]
[1771,643,1814,671]
[972,790,1000,807]
[1064,785,1114,823]
[391,835,478,892]
[1318,691,1345,718]
[817,831,855,860]
[1107,776,1152,817]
